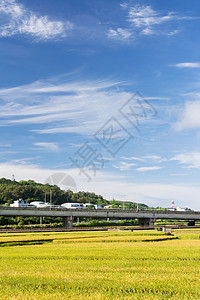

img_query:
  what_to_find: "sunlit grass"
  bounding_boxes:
[0,230,176,244]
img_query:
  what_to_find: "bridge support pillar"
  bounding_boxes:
[138,218,155,227]
[63,216,73,229]
[188,220,195,226]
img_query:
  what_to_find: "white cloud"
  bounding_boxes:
[121,156,145,162]
[0,0,73,41]
[120,3,128,9]
[112,161,137,171]
[10,157,38,165]
[0,144,11,147]
[121,155,166,163]
[175,62,200,69]
[108,4,193,40]
[33,142,59,152]
[170,173,186,177]
[141,27,154,35]
[174,100,200,131]
[143,155,166,162]
[128,5,174,29]
[166,29,180,36]
[19,15,71,40]
[136,166,163,172]
[171,152,200,169]
[108,28,132,40]
[0,0,23,18]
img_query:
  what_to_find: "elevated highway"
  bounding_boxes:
[0,206,200,228]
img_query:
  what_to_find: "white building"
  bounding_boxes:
[168,200,189,212]
[10,199,32,207]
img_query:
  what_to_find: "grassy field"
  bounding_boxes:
[0,229,199,299]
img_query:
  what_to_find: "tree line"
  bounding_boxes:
[0,178,148,209]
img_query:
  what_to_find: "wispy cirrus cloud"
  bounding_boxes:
[143,155,166,163]
[121,156,145,162]
[115,155,166,171]
[108,4,194,40]
[0,0,73,41]
[0,144,11,147]
[0,75,134,136]
[0,74,162,137]
[112,161,137,171]
[121,155,166,163]
[33,142,59,152]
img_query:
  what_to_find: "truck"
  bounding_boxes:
[61,203,85,209]
[30,201,51,208]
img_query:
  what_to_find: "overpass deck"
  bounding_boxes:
[0,207,200,221]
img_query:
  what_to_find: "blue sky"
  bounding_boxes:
[1,0,200,209]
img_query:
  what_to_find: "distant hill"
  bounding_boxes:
[0,178,149,209]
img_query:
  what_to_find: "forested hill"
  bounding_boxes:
[0,178,109,206]
[0,178,149,209]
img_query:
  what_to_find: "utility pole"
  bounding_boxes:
[50,189,52,204]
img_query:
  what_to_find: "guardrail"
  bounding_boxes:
[0,206,199,214]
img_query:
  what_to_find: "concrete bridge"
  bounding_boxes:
[0,206,200,228]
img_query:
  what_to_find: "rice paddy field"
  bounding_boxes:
[0,228,199,299]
